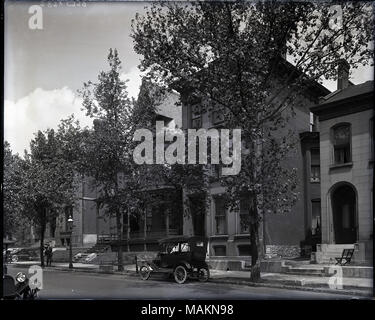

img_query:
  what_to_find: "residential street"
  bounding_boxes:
[6,266,366,300]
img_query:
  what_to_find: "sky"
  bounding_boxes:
[4,1,374,155]
[5,1,148,155]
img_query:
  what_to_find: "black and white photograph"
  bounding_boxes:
[2,0,374,306]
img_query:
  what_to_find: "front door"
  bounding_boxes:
[331,185,357,244]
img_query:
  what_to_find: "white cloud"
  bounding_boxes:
[4,67,143,156]
[4,87,93,155]
[120,66,143,99]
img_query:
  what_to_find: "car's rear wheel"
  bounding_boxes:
[174,265,188,284]
[139,265,151,280]
[198,267,210,282]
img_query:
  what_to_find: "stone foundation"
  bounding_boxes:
[265,245,301,258]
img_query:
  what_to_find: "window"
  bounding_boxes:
[191,104,202,129]
[146,209,152,232]
[213,245,226,256]
[311,200,321,236]
[239,199,250,234]
[166,243,179,254]
[210,164,222,179]
[310,149,320,182]
[180,242,190,252]
[211,109,225,125]
[215,197,227,235]
[167,210,174,232]
[311,166,320,182]
[332,124,351,164]
[309,112,317,132]
[238,245,251,256]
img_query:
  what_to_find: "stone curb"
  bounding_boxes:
[9,264,373,298]
[209,278,373,298]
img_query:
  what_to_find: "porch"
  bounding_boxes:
[98,229,182,252]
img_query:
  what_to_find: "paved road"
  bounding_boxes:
[6,266,365,300]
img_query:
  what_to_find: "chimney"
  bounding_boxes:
[337,59,350,90]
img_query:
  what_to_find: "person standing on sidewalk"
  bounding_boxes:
[46,244,53,267]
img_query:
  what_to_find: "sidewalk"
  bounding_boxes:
[9,262,373,297]
[8,261,100,270]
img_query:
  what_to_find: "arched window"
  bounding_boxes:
[332,123,351,164]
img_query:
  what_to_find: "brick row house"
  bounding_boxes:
[175,57,331,267]
[310,61,373,264]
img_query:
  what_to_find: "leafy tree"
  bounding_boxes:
[3,142,26,240]
[21,126,78,267]
[79,49,136,271]
[131,1,373,280]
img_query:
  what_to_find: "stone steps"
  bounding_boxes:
[282,261,373,279]
[313,244,357,264]
[207,259,247,271]
[283,266,326,277]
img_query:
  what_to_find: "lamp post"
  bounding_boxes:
[67,215,74,269]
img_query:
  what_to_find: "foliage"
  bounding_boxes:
[3,142,26,239]
[131,1,374,279]
[18,123,80,266]
[78,48,143,270]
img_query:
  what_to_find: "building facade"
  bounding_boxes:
[311,75,373,263]
[178,58,331,261]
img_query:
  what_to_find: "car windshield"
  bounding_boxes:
[160,243,179,254]
[168,243,179,254]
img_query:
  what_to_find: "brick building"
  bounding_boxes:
[310,66,373,263]
[177,57,331,263]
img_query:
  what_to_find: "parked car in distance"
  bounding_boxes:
[3,248,21,256]
[9,248,40,262]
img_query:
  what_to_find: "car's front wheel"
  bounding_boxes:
[198,267,210,282]
[139,265,151,280]
[23,288,38,300]
[174,265,188,284]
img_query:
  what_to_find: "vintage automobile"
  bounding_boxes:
[3,271,39,299]
[139,236,210,284]
[8,247,40,262]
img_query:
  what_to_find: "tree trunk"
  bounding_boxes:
[39,208,46,268]
[182,187,194,236]
[116,210,124,271]
[249,196,261,282]
[126,210,130,253]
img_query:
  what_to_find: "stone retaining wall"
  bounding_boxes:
[266,245,301,258]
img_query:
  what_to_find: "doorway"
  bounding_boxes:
[190,196,206,236]
[331,184,357,244]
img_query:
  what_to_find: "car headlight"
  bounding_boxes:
[16,272,26,283]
